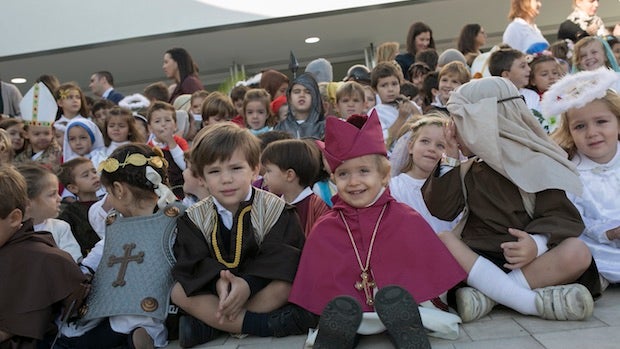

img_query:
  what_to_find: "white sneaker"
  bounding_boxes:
[456,287,496,322]
[600,275,610,292]
[534,284,594,321]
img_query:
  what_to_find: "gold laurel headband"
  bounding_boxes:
[98,153,167,173]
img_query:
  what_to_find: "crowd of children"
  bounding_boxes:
[2,5,620,348]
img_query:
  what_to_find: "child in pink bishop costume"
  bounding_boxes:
[288,110,466,349]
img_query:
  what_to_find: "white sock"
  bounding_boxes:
[508,269,531,290]
[467,257,538,315]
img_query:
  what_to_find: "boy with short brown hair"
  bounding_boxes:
[171,123,307,348]
[0,166,86,348]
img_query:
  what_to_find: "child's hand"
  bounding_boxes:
[606,226,620,240]
[586,23,599,35]
[443,119,460,159]
[500,228,537,270]
[215,270,250,323]
[159,129,177,149]
[397,98,418,120]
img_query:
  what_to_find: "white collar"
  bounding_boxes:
[289,187,313,205]
[102,87,114,99]
[212,186,253,229]
[574,141,620,173]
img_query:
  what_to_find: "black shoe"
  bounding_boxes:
[314,296,362,349]
[178,315,220,348]
[267,303,319,337]
[374,285,430,349]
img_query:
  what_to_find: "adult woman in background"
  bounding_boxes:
[395,22,435,81]
[457,24,487,66]
[163,47,203,104]
[502,0,549,54]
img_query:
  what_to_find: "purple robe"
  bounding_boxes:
[289,189,466,314]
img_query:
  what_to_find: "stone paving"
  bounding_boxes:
[166,285,620,349]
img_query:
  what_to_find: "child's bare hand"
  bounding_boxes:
[216,270,250,323]
[160,129,177,149]
[501,228,537,270]
[443,119,460,159]
[397,98,418,120]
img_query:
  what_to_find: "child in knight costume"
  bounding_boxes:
[288,111,467,349]
[54,143,182,349]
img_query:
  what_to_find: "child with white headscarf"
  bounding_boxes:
[422,76,601,323]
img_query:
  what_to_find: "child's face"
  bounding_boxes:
[200,148,258,213]
[438,73,463,104]
[415,31,431,52]
[289,84,312,117]
[531,61,561,93]
[337,93,365,119]
[68,126,93,156]
[57,89,82,116]
[233,99,244,116]
[29,174,61,223]
[274,83,289,100]
[503,56,531,89]
[107,116,130,143]
[364,88,377,111]
[376,75,401,104]
[182,163,208,200]
[277,104,289,122]
[261,162,288,197]
[203,114,227,128]
[191,97,206,115]
[148,109,177,142]
[244,100,269,130]
[612,43,620,65]
[93,108,109,124]
[6,124,24,151]
[579,41,606,71]
[69,162,101,196]
[411,72,425,89]
[332,154,389,208]
[408,124,446,179]
[566,99,619,164]
[27,125,54,153]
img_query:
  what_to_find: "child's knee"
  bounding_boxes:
[559,238,592,271]
[269,281,292,299]
[171,282,188,306]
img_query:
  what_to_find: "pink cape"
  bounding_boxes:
[289,190,466,314]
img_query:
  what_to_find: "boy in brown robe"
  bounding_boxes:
[422,77,600,323]
[0,166,86,349]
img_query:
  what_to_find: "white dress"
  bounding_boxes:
[502,18,548,54]
[568,143,620,283]
[389,173,458,233]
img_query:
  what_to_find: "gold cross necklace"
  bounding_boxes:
[338,203,387,306]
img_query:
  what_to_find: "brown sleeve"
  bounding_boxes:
[422,163,466,221]
[524,189,585,248]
